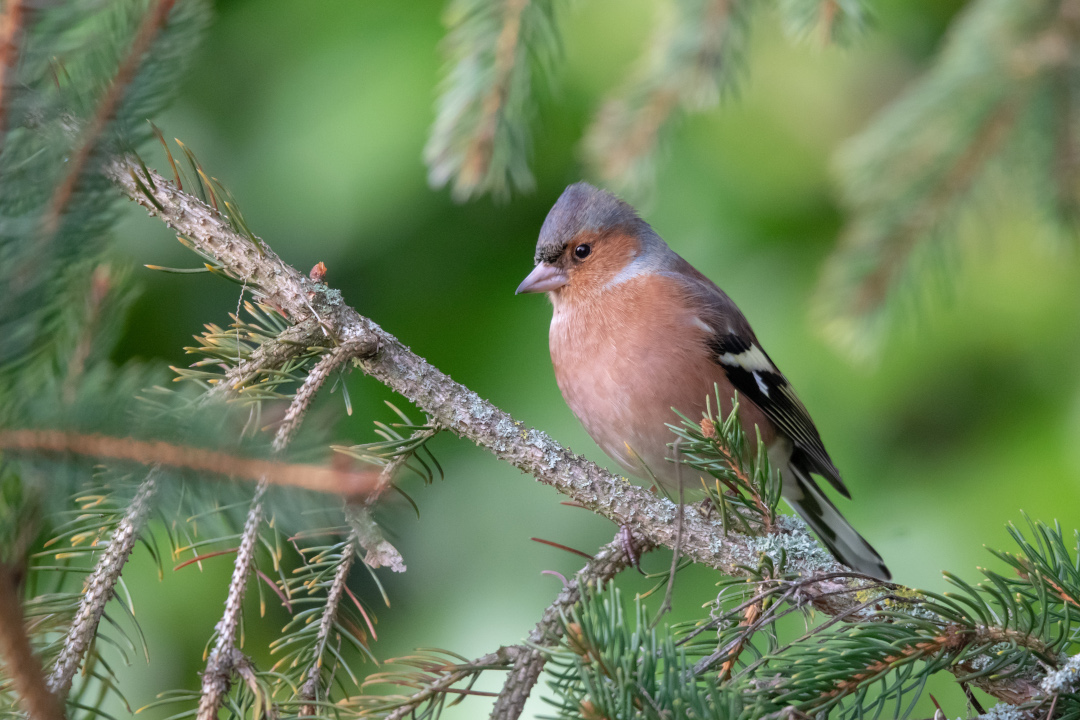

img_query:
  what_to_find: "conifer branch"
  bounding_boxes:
[425,0,557,201]
[298,531,358,716]
[383,649,516,720]
[196,480,267,720]
[0,0,26,146]
[204,317,325,401]
[197,318,368,719]
[44,0,177,236]
[0,563,64,720]
[45,470,159,699]
[110,154,1057,708]
[0,430,380,497]
[273,343,370,451]
[584,0,743,192]
[491,532,651,720]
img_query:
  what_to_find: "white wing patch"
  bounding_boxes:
[717,343,774,373]
[753,371,770,397]
[692,316,714,334]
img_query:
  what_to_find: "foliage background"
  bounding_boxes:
[100,0,1080,716]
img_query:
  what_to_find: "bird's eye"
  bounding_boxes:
[574,244,592,260]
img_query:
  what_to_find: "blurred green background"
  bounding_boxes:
[105,0,1080,716]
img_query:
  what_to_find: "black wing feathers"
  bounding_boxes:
[687,277,849,498]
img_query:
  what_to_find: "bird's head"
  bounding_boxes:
[516,182,666,300]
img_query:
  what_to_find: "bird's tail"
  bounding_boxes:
[784,463,891,581]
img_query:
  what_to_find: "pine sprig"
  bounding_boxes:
[668,389,782,536]
[815,0,1067,360]
[425,0,561,202]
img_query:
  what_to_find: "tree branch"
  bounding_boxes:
[0,563,64,720]
[0,0,26,149]
[491,532,652,720]
[195,480,266,720]
[0,430,380,498]
[43,0,176,236]
[46,470,159,698]
[298,531,358,716]
[196,313,372,718]
[108,154,1051,707]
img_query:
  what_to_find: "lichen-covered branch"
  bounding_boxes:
[109,154,1050,707]
[46,471,159,698]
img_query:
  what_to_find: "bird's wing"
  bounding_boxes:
[681,270,850,498]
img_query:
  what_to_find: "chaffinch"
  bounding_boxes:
[517,182,890,580]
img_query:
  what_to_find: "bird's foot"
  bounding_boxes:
[619,524,644,574]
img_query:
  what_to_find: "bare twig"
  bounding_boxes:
[46,471,159,698]
[108,154,1054,707]
[0,429,380,498]
[347,506,405,572]
[344,426,440,572]
[0,563,65,720]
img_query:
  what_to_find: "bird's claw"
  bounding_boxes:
[619,524,643,574]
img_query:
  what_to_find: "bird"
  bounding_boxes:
[516,182,890,580]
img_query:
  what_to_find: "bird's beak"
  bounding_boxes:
[515,263,568,294]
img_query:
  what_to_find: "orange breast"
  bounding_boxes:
[549,273,772,489]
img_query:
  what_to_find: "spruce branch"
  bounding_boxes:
[197,313,369,719]
[43,0,177,237]
[204,317,326,402]
[45,470,158,699]
[274,343,371,451]
[196,479,267,720]
[0,562,64,720]
[425,0,559,201]
[298,530,359,717]
[584,0,749,194]
[0,0,26,146]
[815,0,1077,359]
[490,532,652,720]
[0,429,380,497]
[110,153,1062,709]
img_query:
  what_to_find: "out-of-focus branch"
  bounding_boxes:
[44,0,176,235]
[46,471,159,698]
[0,563,64,720]
[0,429,379,498]
[107,154,1052,706]
[0,0,26,146]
